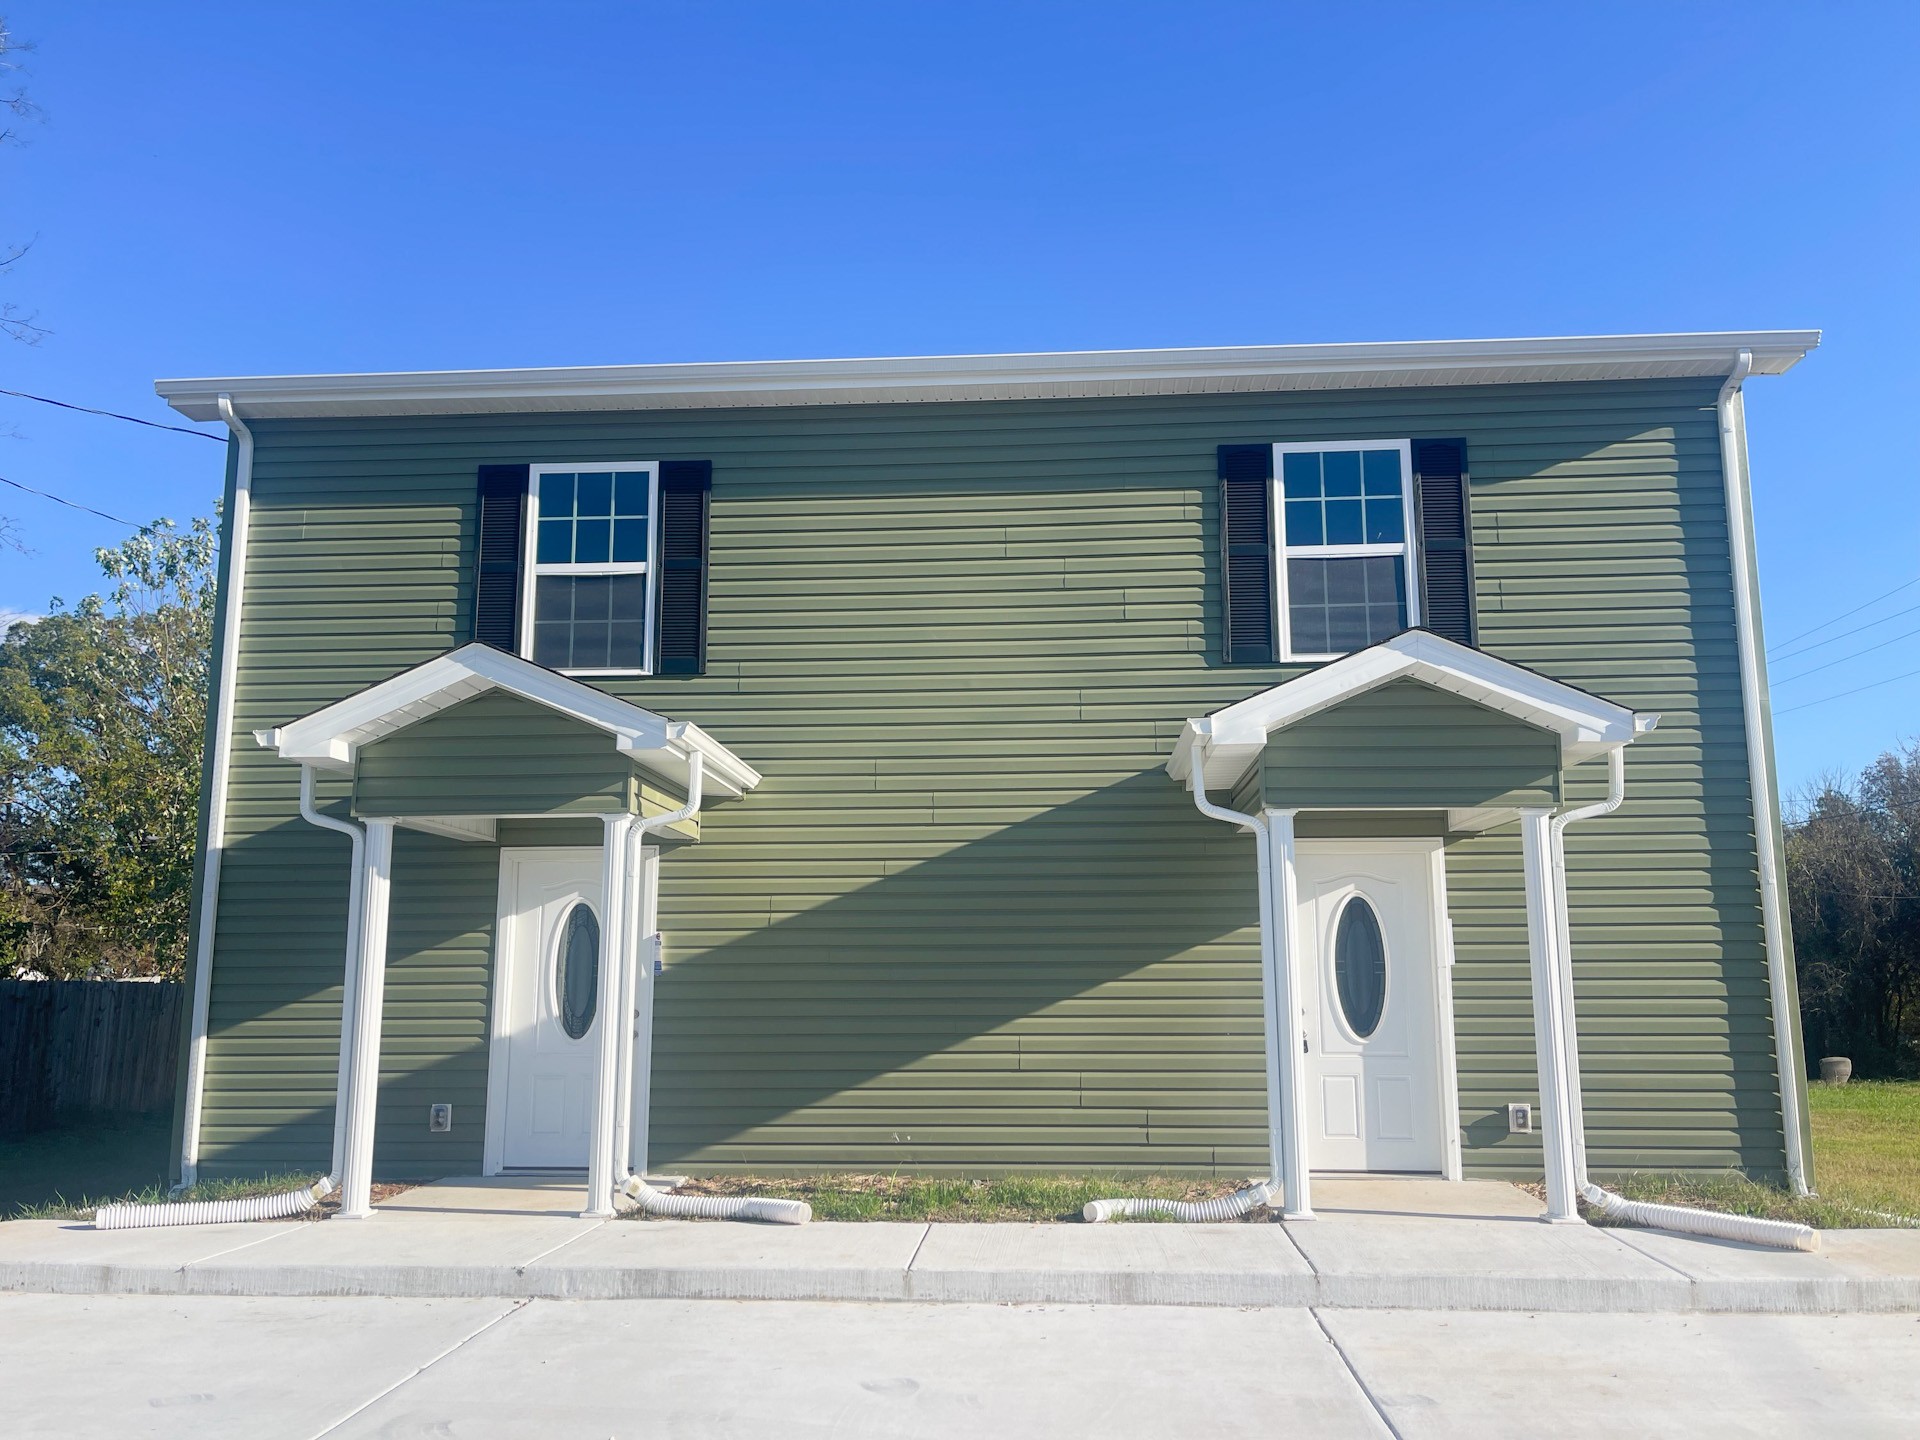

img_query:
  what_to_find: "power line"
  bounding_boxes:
[0,474,136,527]
[1767,575,1920,656]
[1776,666,1920,716]
[1771,624,1920,686]
[1768,601,1920,666]
[0,386,225,442]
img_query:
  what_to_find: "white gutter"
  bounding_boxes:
[154,330,1821,421]
[297,765,365,1182]
[176,393,252,1188]
[1718,350,1811,1195]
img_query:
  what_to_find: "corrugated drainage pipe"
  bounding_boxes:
[620,1175,811,1225]
[96,1177,334,1230]
[1578,1183,1815,1250]
[1552,748,1817,1253]
[1084,1182,1271,1224]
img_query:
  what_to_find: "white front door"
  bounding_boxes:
[492,849,604,1170]
[1296,842,1447,1173]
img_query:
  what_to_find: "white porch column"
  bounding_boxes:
[1262,807,1314,1220]
[583,814,631,1218]
[1520,808,1580,1221]
[337,818,395,1220]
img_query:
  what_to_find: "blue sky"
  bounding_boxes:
[1,2,1914,793]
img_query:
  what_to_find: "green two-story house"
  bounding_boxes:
[156,332,1818,1221]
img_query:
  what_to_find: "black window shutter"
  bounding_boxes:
[474,464,530,651]
[1218,444,1276,664]
[1411,438,1476,646]
[655,460,712,675]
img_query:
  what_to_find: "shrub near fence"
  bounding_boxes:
[0,980,182,1135]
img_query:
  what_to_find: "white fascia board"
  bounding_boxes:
[1176,631,1649,789]
[156,331,1820,421]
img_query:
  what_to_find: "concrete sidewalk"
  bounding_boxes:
[4,1176,1917,1314]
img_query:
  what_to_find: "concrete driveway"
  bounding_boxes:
[7,1292,1918,1439]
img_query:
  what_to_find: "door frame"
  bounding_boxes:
[483,846,603,1175]
[1295,836,1463,1181]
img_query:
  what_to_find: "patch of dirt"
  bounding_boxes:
[311,1181,415,1221]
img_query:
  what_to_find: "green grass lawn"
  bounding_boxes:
[1592,1079,1920,1229]
[0,1112,175,1218]
[1807,1079,1920,1217]
[631,1173,1270,1223]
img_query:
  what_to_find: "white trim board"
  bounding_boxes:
[155,331,1819,421]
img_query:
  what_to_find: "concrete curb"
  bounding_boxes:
[4,1251,1918,1313]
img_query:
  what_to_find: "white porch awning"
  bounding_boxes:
[253,642,762,800]
[1168,629,1657,794]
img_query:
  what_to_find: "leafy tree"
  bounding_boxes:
[1787,744,1920,1078]
[0,515,216,978]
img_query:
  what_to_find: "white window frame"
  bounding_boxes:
[520,461,662,677]
[1271,439,1420,662]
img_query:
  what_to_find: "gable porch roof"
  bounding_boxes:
[253,642,762,799]
[1168,629,1657,795]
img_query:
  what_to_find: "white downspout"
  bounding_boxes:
[613,756,809,1223]
[1085,734,1284,1223]
[298,765,366,1184]
[1544,745,1817,1250]
[176,394,254,1189]
[98,779,351,1228]
[613,751,701,1188]
[1718,349,1811,1196]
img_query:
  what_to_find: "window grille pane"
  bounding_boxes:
[1362,449,1401,495]
[574,518,612,564]
[614,472,648,515]
[575,472,614,516]
[1284,499,1324,545]
[1322,450,1362,496]
[1324,499,1364,545]
[1365,496,1404,544]
[537,519,572,564]
[612,518,650,563]
[539,473,576,518]
[1282,451,1321,497]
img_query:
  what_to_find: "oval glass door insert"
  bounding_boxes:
[556,902,600,1040]
[1332,895,1387,1039]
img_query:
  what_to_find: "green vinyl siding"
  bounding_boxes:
[186,376,1793,1183]
[354,690,633,816]
[1256,678,1561,811]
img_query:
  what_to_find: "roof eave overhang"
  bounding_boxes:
[156,330,1819,422]
[255,643,761,800]
[1168,631,1657,793]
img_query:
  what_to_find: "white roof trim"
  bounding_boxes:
[1168,630,1656,792]
[156,331,1818,421]
[254,642,762,800]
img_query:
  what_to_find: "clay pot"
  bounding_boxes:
[1820,1056,1853,1085]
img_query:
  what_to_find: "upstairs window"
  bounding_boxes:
[521,463,659,675]
[1275,441,1419,660]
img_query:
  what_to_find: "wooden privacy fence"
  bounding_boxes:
[0,980,182,1135]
